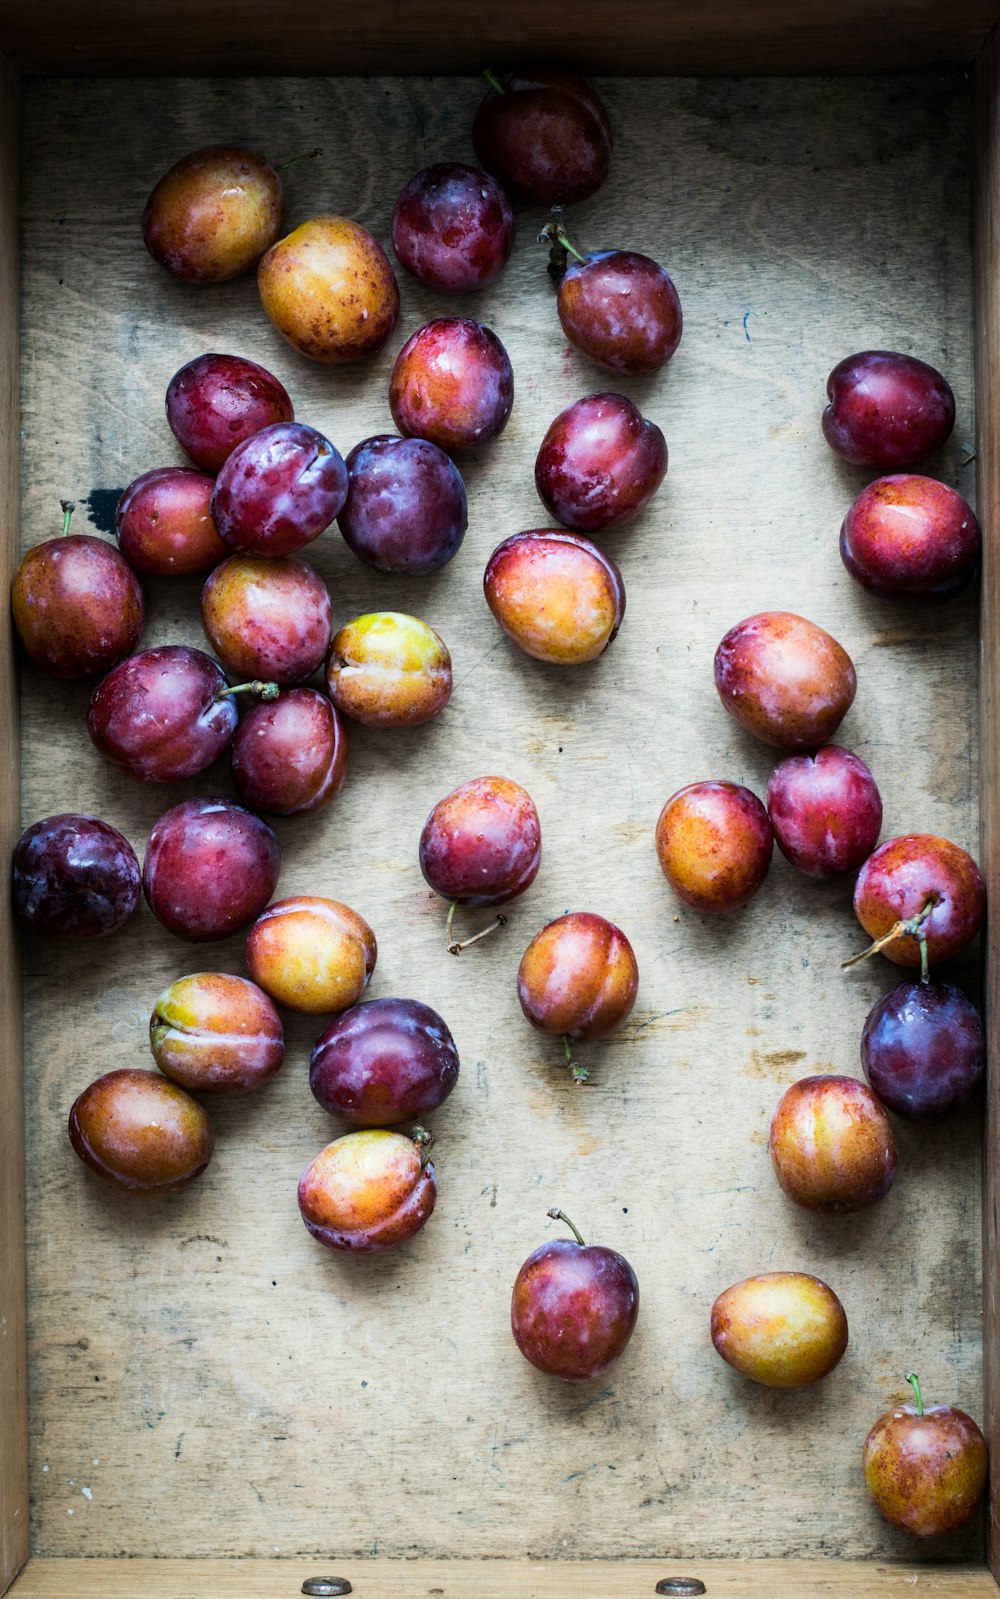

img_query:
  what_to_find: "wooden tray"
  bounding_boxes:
[3,7,1000,1597]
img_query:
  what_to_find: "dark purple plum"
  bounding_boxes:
[166,352,294,473]
[511,1210,638,1380]
[115,468,228,576]
[210,422,348,557]
[87,644,267,783]
[337,434,467,575]
[231,688,348,816]
[389,319,514,453]
[142,797,280,942]
[391,163,515,293]
[766,746,882,879]
[310,996,459,1126]
[13,814,140,939]
[472,67,612,206]
[840,475,980,599]
[534,393,667,532]
[557,249,682,376]
[201,554,332,685]
[862,980,984,1121]
[822,351,955,469]
[12,502,144,679]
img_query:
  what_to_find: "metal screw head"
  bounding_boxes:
[301,1580,352,1597]
[656,1581,706,1597]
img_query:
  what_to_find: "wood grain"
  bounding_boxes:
[0,0,999,75]
[7,1558,1000,1597]
[18,74,982,1564]
[0,44,26,1599]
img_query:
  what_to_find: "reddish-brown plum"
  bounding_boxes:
[211,422,347,557]
[391,163,515,292]
[115,467,227,576]
[298,1127,436,1253]
[13,814,140,939]
[338,435,467,576]
[142,145,281,284]
[389,319,514,453]
[326,612,452,728]
[852,834,985,967]
[655,781,773,913]
[258,216,400,364]
[557,250,682,376]
[711,1272,848,1388]
[310,997,459,1126]
[769,1075,897,1213]
[69,1068,214,1195]
[143,797,280,942]
[201,554,332,685]
[484,530,625,664]
[822,351,955,469]
[166,352,294,472]
[864,1374,988,1537]
[511,1210,638,1380]
[246,897,376,1014]
[714,611,857,751]
[517,913,638,1081]
[534,393,667,533]
[840,474,980,599]
[419,776,541,909]
[766,746,882,878]
[86,644,253,783]
[150,972,284,1094]
[231,688,348,817]
[12,502,144,679]
[862,980,984,1121]
[472,67,612,206]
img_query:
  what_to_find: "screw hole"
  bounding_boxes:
[301,1580,352,1597]
[656,1581,706,1597]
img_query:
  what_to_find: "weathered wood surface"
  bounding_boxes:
[19,74,981,1562]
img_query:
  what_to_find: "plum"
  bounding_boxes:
[246,896,376,1014]
[165,352,294,473]
[391,163,514,292]
[822,351,955,469]
[325,612,452,729]
[115,468,227,576]
[511,1210,638,1380]
[484,530,625,664]
[766,746,882,879]
[12,501,144,679]
[310,997,459,1126]
[864,1373,988,1537]
[13,814,140,939]
[69,1068,214,1195]
[769,1075,897,1212]
[714,611,857,751]
[142,145,281,284]
[862,980,984,1121]
[231,688,348,817]
[655,781,773,913]
[210,421,347,557]
[534,393,667,533]
[143,797,280,942]
[517,912,638,1083]
[840,474,980,599]
[201,554,332,686]
[258,216,399,364]
[711,1271,848,1388]
[419,775,541,954]
[850,834,985,968]
[338,435,467,576]
[472,67,612,206]
[150,972,284,1093]
[298,1127,436,1253]
[557,247,682,376]
[389,319,514,453]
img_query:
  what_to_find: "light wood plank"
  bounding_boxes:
[7,1558,1000,1598]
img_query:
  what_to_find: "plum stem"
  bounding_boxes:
[563,1034,591,1086]
[59,499,75,536]
[276,147,323,171]
[411,1125,434,1165]
[446,902,507,956]
[841,897,937,971]
[905,1371,924,1416]
[215,680,280,704]
[919,933,930,985]
[538,217,586,283]
[482,68,506,95]
[547,1207,585,1247]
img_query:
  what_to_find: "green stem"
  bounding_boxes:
[276,147,322,171]
[905,1371,923,1416]
[59,499,75,536]
[411,1125,434,1165]
[918,933,930,985]
[215,680,280,704]
[842,897,937,971]
[482,68,506,95]
[563,1034,590,1085]
[547,1208,585,1247]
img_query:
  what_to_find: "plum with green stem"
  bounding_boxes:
[472,67,612,206]
[517,912,638,1084]
[298,1126,436,1252]
[544,223,681,376]
[863,1372,988,1536]
[846,834,985,969]
[12,500,144,678]
[511,1208,639,1380]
